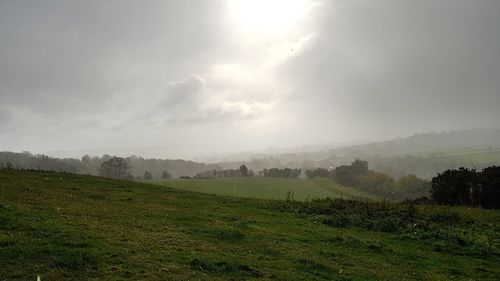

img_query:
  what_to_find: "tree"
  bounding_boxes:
[306,168,330,179]
[99,157,132,179]
[239,165,249,177]
[431,168,478,206]
[143,170,153,180]
[332,160,369,187]
[394,174,431,200]
[351,159,369,175]
[161,171,172,179]
[358,170,395,198]
[5,161,13,169]
[480,166,500,209]
[333,165,357,186]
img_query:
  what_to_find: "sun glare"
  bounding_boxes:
[228,0,313,35]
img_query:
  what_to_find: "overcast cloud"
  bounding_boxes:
[0,0,499,159]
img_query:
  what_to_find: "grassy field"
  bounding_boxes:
[1,170,499,280]
[148,177,377,201]
[427,148,500,164]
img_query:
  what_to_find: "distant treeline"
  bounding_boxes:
[195,166,301,179]
[216,153,500,180]
[258,168,301,178]
[195,165,254,178]
[306,160,430,200]
[0,151,220,178]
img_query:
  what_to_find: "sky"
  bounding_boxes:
[0,0,499,159]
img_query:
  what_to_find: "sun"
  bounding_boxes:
[228,0,313,35]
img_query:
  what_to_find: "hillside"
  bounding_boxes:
[1,170,499,280]
[326,128,500,158]
[213,129,500,178]
[149,177,377,201]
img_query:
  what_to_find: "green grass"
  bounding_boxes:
[426,148,500,164]
[0,169,499,280]
[148,177,377,201]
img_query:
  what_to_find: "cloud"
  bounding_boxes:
[0,107,12,124]
[276,0,500,139]
[0,0,499,157]
[160,74,206,110]
[0,0,227,114]
[158,74,273,126]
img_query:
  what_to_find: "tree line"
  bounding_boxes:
[96,157,172,181]
[195,165,254,178]
[306,160,430,200]
[194,166,301,179]
[0,151,219,178]
[258,168,301,178]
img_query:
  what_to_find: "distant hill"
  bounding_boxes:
[324,128,500,158]
[214,129,500,178]
[319,129,500,178]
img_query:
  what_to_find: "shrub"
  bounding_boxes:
[431,168,479,206]
[480,166,500,209]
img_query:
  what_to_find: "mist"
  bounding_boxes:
[1,0,499,159]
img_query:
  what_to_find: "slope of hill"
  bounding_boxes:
[324,128,500,158]
[148,177,377,201]
[1,170,499,280]
[212,129,500,178]
[213,129,500,164]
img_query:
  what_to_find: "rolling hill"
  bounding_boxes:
[212,129,500,178]
[1,170,499,280]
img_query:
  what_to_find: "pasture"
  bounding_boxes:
[148,177,377,201]
[0,170,499,280]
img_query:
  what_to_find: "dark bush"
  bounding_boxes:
[480,166,500,209]
[430,166,500,208]
[431,168,479,206]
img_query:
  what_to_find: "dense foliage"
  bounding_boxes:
[481,166,500,209]
[431,166,500,209]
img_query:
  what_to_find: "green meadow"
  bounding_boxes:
[149,177,377,201]
[1,170,499,280]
